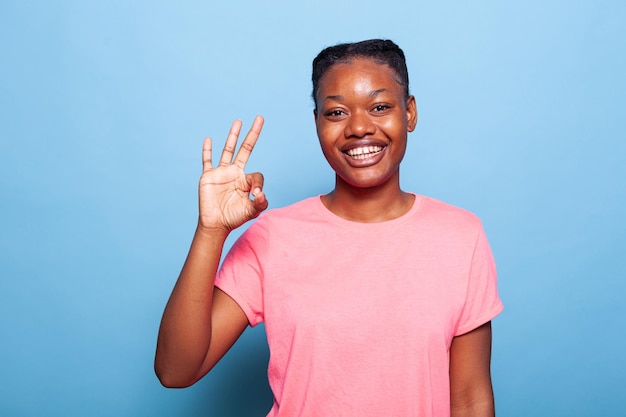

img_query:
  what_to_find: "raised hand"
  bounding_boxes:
[198,116,268,231]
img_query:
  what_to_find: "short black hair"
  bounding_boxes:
[311,39,409,108]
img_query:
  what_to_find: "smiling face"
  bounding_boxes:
[314,58,417,191]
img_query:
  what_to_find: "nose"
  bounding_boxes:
[344,110,375,138]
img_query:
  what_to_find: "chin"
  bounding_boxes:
[340,173,397,190]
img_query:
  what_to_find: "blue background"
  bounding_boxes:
[1,1,624,416]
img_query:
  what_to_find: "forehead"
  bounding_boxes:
[317,58,404,96]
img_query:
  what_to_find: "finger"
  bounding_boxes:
[219,120,243,167]
[252,190,268,213]
[202,137,213,172]
[247,172,265,195]
[233,115,264,169]
[247,172,268,212]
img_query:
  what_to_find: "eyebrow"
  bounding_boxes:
[322,88,389,102]
[369,88,388,96]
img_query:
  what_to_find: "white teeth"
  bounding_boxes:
[346,146,384,159]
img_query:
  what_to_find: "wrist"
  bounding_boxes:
[196,222,230,238]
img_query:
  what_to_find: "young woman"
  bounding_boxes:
[155,39,503,417]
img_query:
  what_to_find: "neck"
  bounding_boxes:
[321,175,414,223]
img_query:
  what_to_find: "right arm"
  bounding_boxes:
[155,116,268,388]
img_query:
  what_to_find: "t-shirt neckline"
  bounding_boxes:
[313,193,423,230]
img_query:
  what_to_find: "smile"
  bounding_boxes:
[344,145,384,159]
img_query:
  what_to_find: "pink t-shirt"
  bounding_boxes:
[216,195,503,417]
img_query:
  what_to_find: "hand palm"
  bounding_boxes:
[199,165,256,229]
[198,117,268,231]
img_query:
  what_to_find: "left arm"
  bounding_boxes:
[449,321,495,417]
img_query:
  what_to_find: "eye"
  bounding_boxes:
[324,109,346,118]
[372,104,391,112]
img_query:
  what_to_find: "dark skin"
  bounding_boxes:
[155,58,495,417]
[313,58,417,222]
[155,118,262,387]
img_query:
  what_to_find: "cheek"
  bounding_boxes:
[380,117,408,137]
[316,122,342,143]
[316,128,334,156]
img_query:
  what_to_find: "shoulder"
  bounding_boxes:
[235,196,326,254]
[240,196,323,238]
[418,195,481,223]
[415,195,484,237]
[258,196,322,223]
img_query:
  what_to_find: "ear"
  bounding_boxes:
[406,95,418,132]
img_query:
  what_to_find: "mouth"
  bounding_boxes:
[344,145,385,160]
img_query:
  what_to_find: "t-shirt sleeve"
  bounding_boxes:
[455,223,504,336]
[214,216,268,327]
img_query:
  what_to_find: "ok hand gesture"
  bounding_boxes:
[198,116,268,232]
